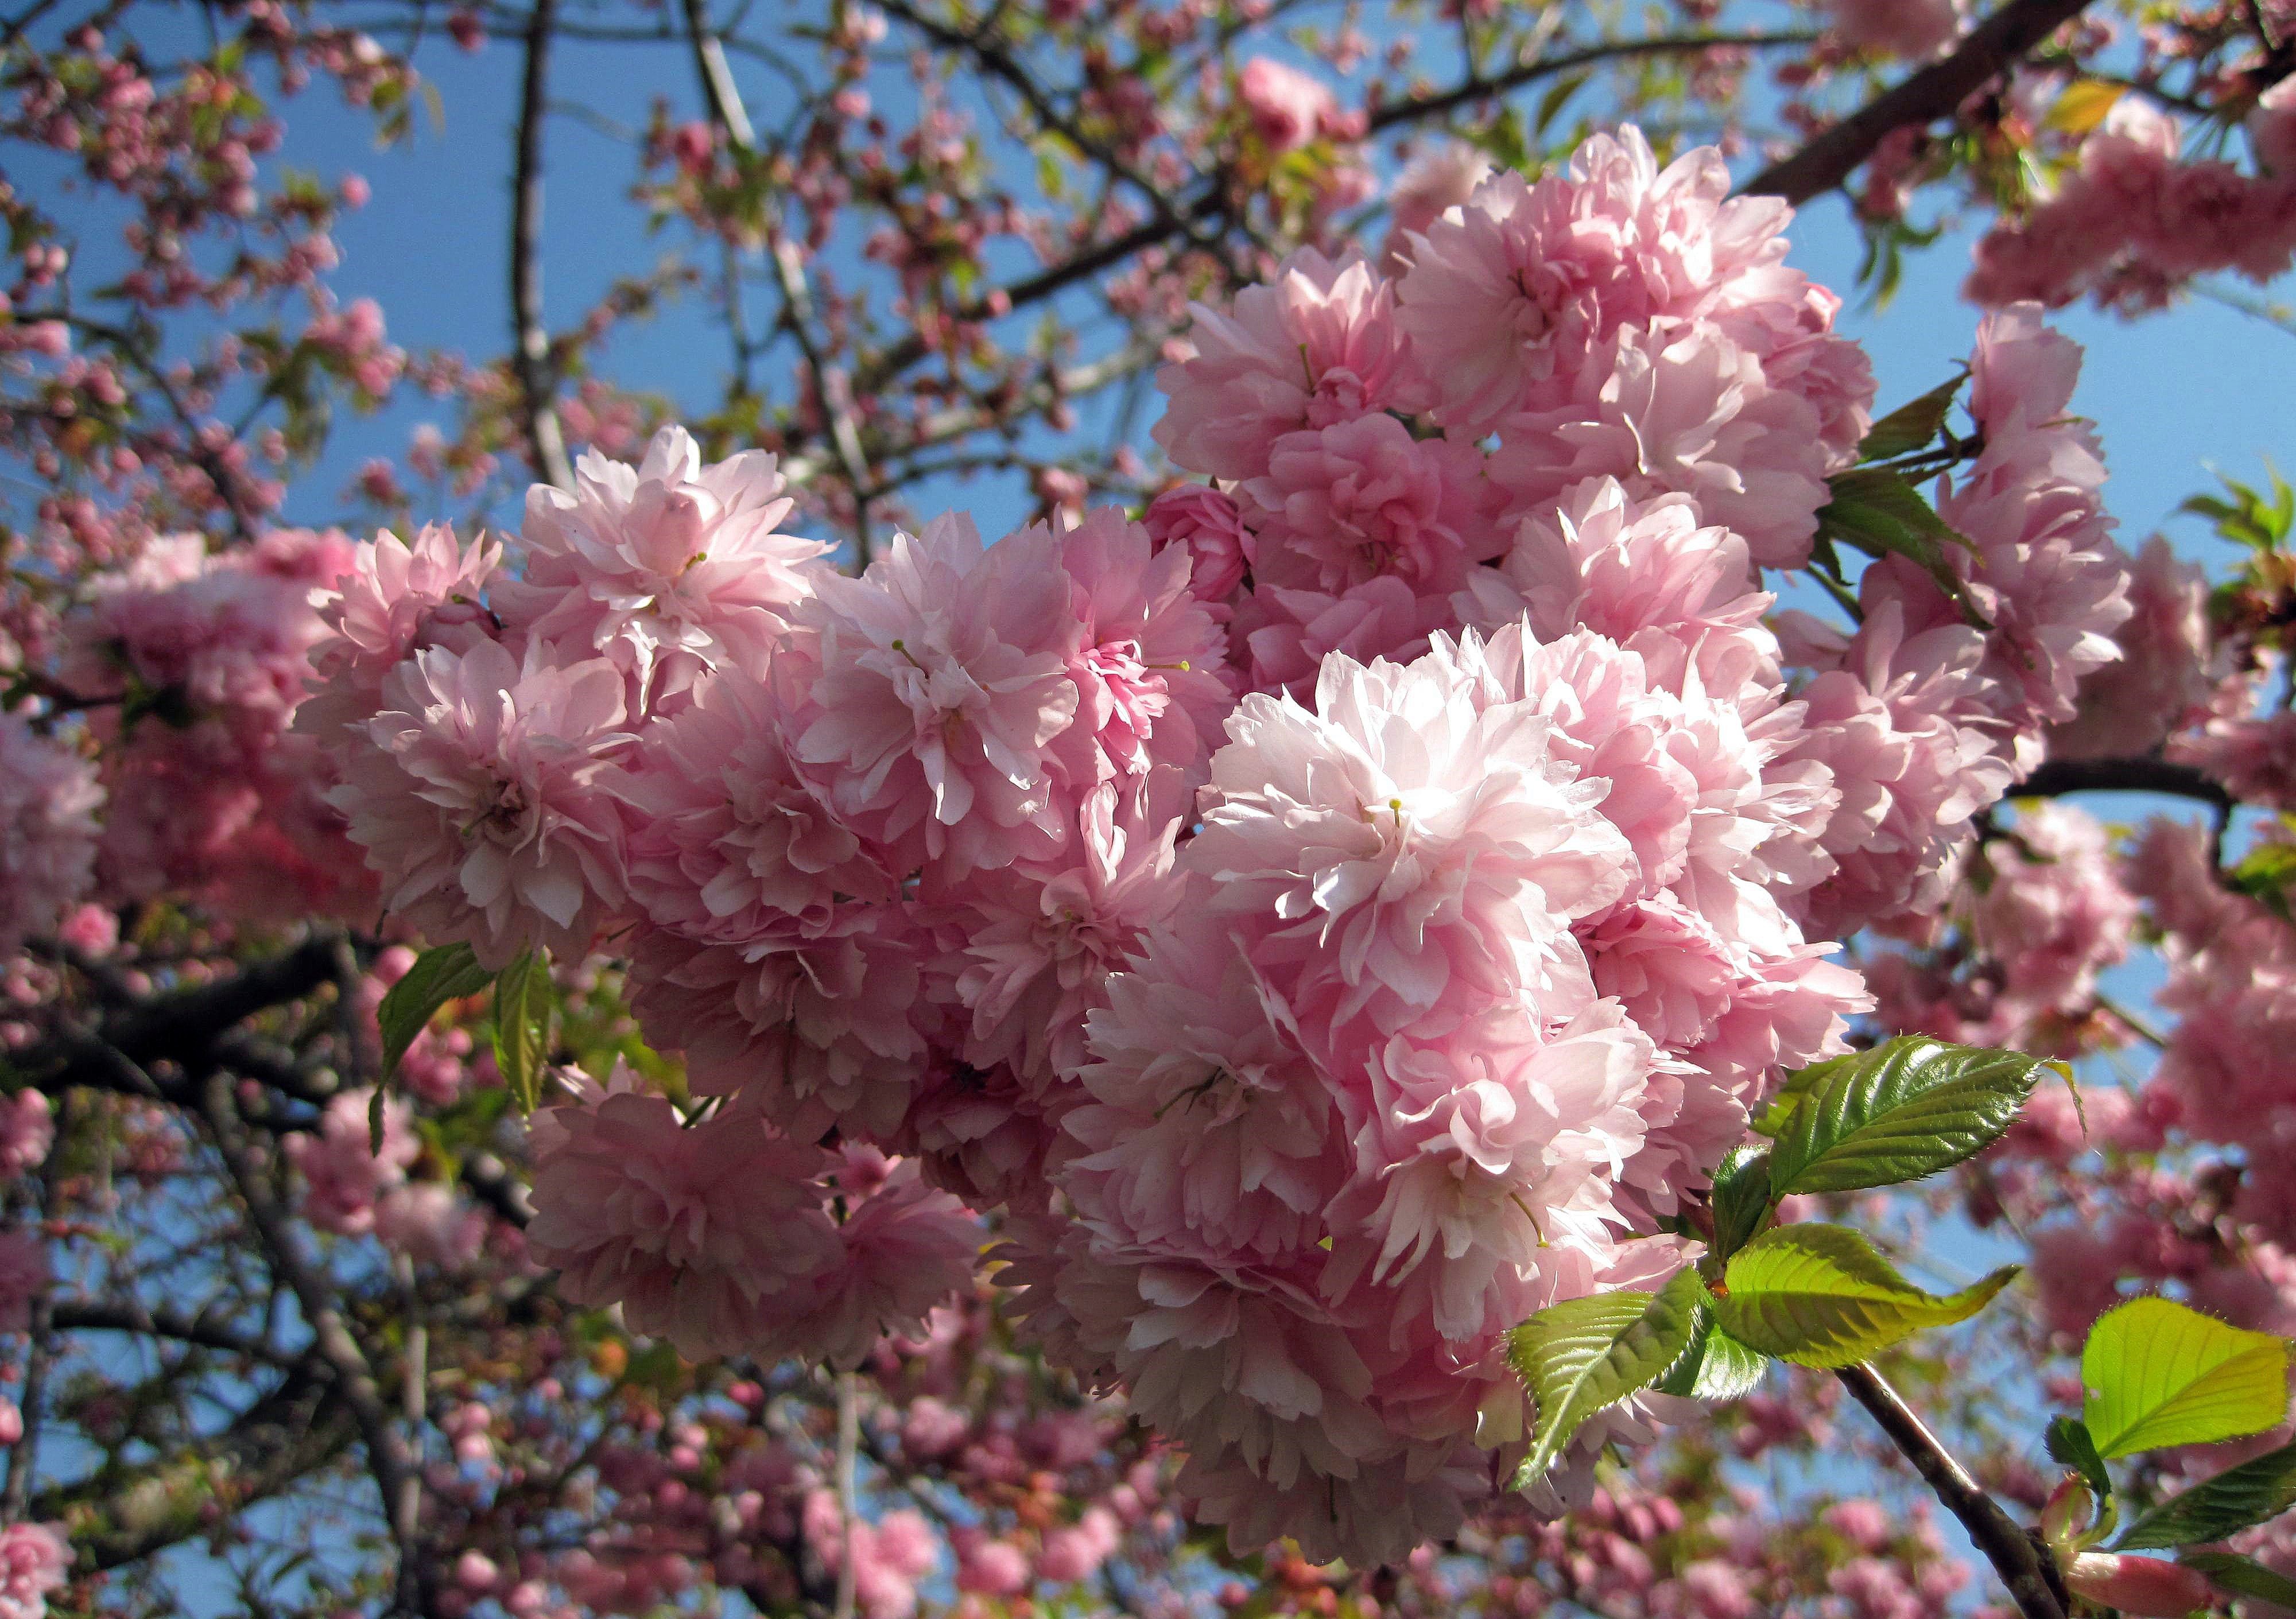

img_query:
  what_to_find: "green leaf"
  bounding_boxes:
[492,949,554,1116]
[2179,1551,2296,1613]
[1767,1036,2052,1198]
[1709,1144,1774,1260]
[1508,1269,1705,1486]
[1815,467,1991,627]
[378,943,493,1078]
[2083,1298,2291,1459]
[1712,1224,2018,1369]
[1657,1310,1770,1401]
[2049,1415,2115,1508]
[2116,1436,2296,1550]
[1859,372,1966,464]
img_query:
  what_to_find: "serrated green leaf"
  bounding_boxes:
[1713,1224,2018,1369]
[1709,1144,1774,1260]
[2177,1543,2287,1607]
[1657,1310,1770,1401]
[378,942,492,1078]
[2181,1551,2296,1613]
[492,949,554,1116]
[2115,1435,2296,1550]
[1768,1036,2051,1197]
[2084,1298,2291,1459]
[1508,1269,1705,1486]
[2049,1415,2115,1507]
[1816,467,1991,627]
[1859,372,1966,464]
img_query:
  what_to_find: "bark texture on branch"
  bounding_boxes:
[1742,0,2097,203]
[1836,1364,2069,1619]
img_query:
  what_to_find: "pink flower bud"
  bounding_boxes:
[2065,1553,2215,1617]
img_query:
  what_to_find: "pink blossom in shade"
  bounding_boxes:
[2064,1554,2216,1618]
[328,639,634,971]
[374,1182,488,1271]
[1045,506,1236,789]
[783,514,1081,879]
[1034,1507,1120,1584]
[1062,903,1347,1261]
[0,1092,54,1180]
[1142,484,1252,604]
[1151,249,1435,481]
[955,1536,1031,1597]
[0,1230,45,1333]
[285,1089,419,1236]
[1824,0,1964,59]
[53,904,115,957]
[624,907,935,1141]
[491,424,829,716]
[1236,57,1337,154]
[901,1055,1071,1215]
[1241,415,1499,599]
[1232,572,1452,700]
[2170,709,2296,812]
[0,1397,19,1447]
[0,712,102,956]
[2252,79,2296,175]
[1174,1430,1488,1567]
[2049,535,2220,761]
[0,1521,70,1619]
[1189,634,1632,1040]
[1487,323,1832,571]
[1823,1499,1895,1553]
[1775,599,2014,936]
[1379,141,1492,274]
[756,1162,980,1370]
[619,665,890,944]
[1962,802,2139,1039]
[297,522,503,749]
[525,1088,843,1360]
[943,769,1189,1092]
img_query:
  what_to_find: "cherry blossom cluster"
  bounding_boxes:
[1967,90,2296,313]
[289,123,2151,1568]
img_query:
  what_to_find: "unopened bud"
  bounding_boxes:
[2065,1552,2215,1617]
[2039,1476,2097,1556]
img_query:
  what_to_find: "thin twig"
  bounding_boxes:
[1836,1364,2068,1619]
[1742,0,2099,203]
[833,1368,860,1619]
[196,1071,434,1614]
[510,0,575,491]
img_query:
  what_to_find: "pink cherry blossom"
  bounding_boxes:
[1824,0,1964,58]
[492,424,829,716]
[1142,483,1252,604]
[1153,249,1435,480]
[0,712,102,956]
[0,1522,69,1619]
[1236,57,1336,154]
[329,639,634,970]
[784,513,1080,878]
[526,1085,843,1360]
[1241,413,1498,597]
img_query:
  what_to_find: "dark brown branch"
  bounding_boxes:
[17,934,342,1098]
[1742,0,2098,203]
[2016,756,2233,809]
[1837,1364,2068,1619]
[511,0,576,491]
[51,1298,301,1367]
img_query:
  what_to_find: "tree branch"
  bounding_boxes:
[1366,29,1820,132]
[2015,756,2233,809]
[1741,0,2098,203]
[511,0,576,491]
[196,1071,436,1616]
[1836,1364,2068,1619]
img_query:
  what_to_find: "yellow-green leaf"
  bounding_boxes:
[492,948,554,1116]
[1508,1269,1705,1486]
[2082,1298,2291,1459]
[1713,1224,2018,1369]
